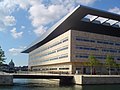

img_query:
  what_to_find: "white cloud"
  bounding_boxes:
[0,0,28,31]
[21,25,25,29]
[29,4,67,27]
[109,7,120,15]
[76,0,96,5]
[28,0,97,36]
[16,0,30,10]
[4,15,16,26]
[34,26,47,36]
[10,27,23,39]
[9,46,26,56]
[0,0,97,34]
[0,0,17,31]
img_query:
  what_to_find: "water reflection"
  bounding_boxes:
[82,84,120,90]
[0,79,120,90]
[13,79,76,90]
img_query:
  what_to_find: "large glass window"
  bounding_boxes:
[76,45,98,51]
[102,49,117,53]
[76,37,95,43]
[59,54,68,59]
[75,36,120,47]
[57,46,68,52]
[97,40,114,45]
[76,55,88,58]
[75,54,106,60]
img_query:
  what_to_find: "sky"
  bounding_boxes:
[0,0,120,66]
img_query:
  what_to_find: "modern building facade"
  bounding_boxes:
[22,5,120,74]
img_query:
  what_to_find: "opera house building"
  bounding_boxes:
[22,5,120,74]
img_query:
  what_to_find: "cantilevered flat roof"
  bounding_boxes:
[22,5,120,53]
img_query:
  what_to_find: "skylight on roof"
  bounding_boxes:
[95,17,108,23]
[106,19,118,25]
[84,14,98,21]
[82,14,120,28]
[116,22,120,27]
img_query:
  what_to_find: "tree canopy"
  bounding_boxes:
[88,54,100,75]
[88,55,100,67]
[105,55,117,68]
[105,55,117,75]
[0,46,6,65]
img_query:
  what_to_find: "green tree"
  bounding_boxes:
[88,55,100,75]
[0,46,6,65]
[115,63,119,75]
[105,55,117,75]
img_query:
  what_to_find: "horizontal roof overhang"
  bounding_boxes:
[22,5,120,53]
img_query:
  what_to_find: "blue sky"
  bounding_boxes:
[0,0,120,66]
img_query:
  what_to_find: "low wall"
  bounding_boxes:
[74,75,120,85]
[0,75,13,85]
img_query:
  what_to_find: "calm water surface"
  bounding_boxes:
[0,79,120,90]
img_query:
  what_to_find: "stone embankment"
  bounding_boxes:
[74,75,120,85]
[0,72,13,85]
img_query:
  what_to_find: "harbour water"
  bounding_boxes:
[0,79,120,90]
